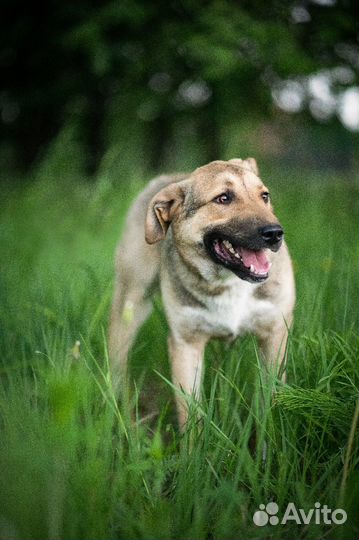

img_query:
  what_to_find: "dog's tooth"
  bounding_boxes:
[223,240,230,248]
[234,252,240,259]
[250,264,255,273]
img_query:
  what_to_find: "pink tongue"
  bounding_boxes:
[239,248,270,273]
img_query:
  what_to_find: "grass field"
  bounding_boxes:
[0,162,358,540]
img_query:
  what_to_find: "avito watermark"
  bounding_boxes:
[253,501,347,527]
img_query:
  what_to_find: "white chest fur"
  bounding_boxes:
[163,273,278,340]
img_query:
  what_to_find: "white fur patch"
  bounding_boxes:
[163,273,279,340]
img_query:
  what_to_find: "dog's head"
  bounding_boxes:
[145,159,283,283]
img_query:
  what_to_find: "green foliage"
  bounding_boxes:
[1,0,357,173]
[0,159,358,539]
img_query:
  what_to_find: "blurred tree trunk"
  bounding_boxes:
[200,89,221,163]
[85,89,105,176]
[146,113,172,174]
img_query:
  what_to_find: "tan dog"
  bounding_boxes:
[109,159,295,429]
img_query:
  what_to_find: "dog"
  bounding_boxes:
[109,158,295,430]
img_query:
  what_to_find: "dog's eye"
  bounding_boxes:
[213,192,233,204]
[262,192,270,203]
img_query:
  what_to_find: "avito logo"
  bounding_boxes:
[253,501,347,527]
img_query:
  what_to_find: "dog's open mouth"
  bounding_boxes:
[208,237,271,283]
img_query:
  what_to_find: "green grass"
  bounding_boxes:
[0,163,358,540]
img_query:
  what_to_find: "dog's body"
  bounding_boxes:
[109,159,295,428]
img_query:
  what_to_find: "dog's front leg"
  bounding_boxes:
[168,334,207,431]
[258,318,292,383]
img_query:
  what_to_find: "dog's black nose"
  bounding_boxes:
[259,225,283,245]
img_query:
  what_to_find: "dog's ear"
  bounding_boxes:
[229,157,259,176]
[145,182,185,244]
[244,157,259,176]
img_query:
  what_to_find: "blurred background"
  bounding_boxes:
[1,0,358,183]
